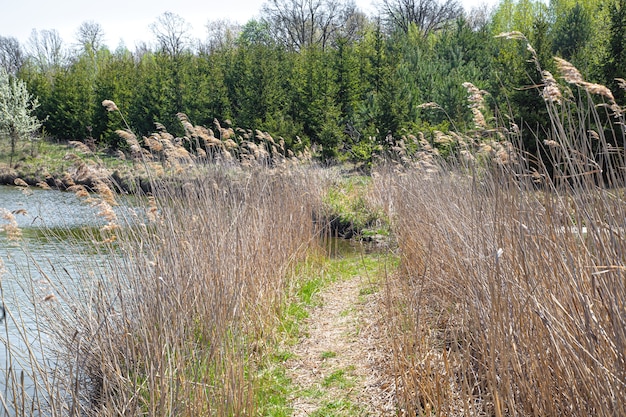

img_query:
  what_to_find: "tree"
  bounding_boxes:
[75,21,106,55]
[379,0,463,36]
[552,3,591,60]
[261,0,362,50]
[0,68,42,166]
[201,19,241,53]
[603,0,626,101]
[238,19,273,47]
[27,29,67,73]
[150,12,192,56]
[0,36,24,75]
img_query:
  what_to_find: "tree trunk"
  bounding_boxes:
[9,128,18,168]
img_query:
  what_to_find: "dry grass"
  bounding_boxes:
[378,52,626,416]
[0,101,337,416]
[0,161,327,416]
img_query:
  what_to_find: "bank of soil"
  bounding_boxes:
[285,260,397,416]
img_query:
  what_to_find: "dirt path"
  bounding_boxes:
[285,261,397,416]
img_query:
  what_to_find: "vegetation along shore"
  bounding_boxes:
[1,0,626,415]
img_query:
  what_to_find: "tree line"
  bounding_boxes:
[1,0,625,162]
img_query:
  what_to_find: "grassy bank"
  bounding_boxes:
[0,138,122,188]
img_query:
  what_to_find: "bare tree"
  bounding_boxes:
[379,0,462,36]
[75,21,106,54]
[338,6,369,43]
[261,0,363,50]
[27,29,67,72]
[201,19,241,54]
[133,41,152,60]
[150,11,192,56]
[465,3,495,31]
[0,36,24,75]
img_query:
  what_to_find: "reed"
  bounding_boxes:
[380,49,626,416]
[0,159,326,415]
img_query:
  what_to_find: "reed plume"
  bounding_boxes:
[0,208,22,240]
[462,82,488,129]
[101,100,118,112]
[103,99,132,131]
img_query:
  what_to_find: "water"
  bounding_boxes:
[0,185,131,414]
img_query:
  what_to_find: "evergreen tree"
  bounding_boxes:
[552,3,592,61]
[604,0,626,101]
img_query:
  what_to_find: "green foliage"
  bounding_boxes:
[322,176,389,238]
[603,0,626,100]
[238,19,274,47]
[552,3,592,60]
[10,2,626,163]
[345,137,382,168]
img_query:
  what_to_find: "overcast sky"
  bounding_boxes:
[0,0,496,50]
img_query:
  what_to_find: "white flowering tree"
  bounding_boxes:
[0,67,42,167]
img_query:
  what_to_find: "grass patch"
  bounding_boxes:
[309,399,363,417]
[301,386,326,399]
[358,285,376,296]
[322,368,355,389]
[320,351,337,359]
[322,175,389,239]
[256,360,294,417]
[278,257,327,339]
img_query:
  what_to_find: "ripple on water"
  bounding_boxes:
[0,185,130,412]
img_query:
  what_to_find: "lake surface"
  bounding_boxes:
[0,185,131,415]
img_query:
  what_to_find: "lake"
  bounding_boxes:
[0,185,132,415]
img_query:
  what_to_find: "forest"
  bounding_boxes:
[1,0,624,163]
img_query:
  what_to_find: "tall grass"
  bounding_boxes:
[380,45,626,416]
[0,162,326,415]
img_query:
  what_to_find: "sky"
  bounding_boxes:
[0,0,497,50]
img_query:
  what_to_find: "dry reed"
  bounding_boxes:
[27,163,326,415]
[379,51,626,416]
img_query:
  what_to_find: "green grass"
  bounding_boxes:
[278,260,326,339]
[322,368,356,389]
[358,285,376,296]
[320,351,337,359]
[309,399,363,417]
[301,386,326,399]
[255,251,398,416]
[256,360,294,417]
[322,175,390,238]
